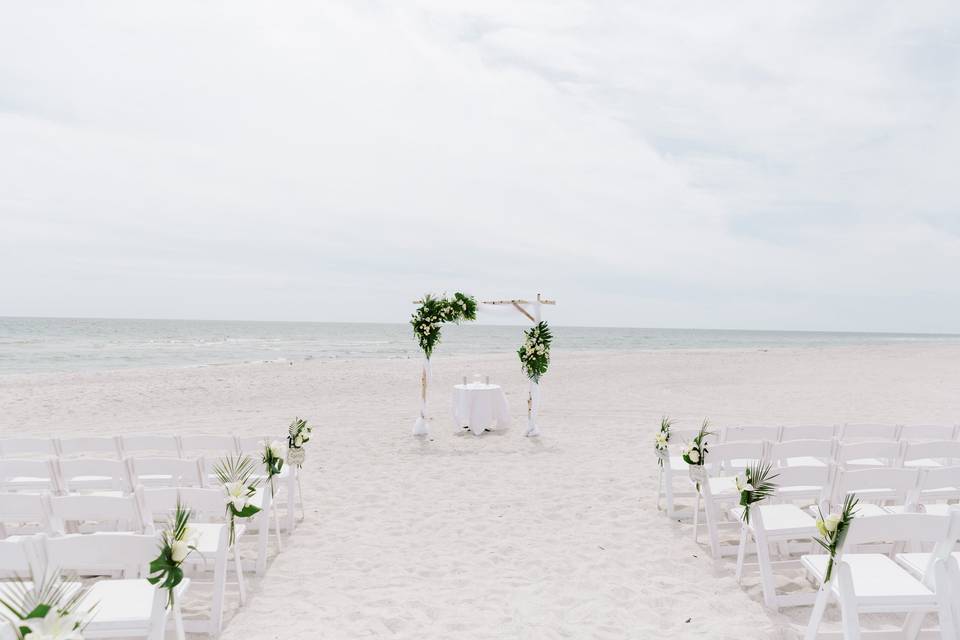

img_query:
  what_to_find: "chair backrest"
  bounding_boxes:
[0,459,60,493]
[57,457,131,493]
[0,438,58,458]
[179,435,237,457]
[919,466,960,495]
[768,439,835,466]
[901,441,960,466]
[898,424,958,443]
[843,511,960,552]
[722,425,781,443]
[836,440,903,468]
[832,467,920,505]
[43,532,159,578]
[704,441,766,473]
[127,456,204,488]
[120,434,181,457]
[56,436,121,458]
[139,487,181,523]
[780,425,837,441]
[178,487,232,521]
[0,492,51,535]
[47,491,152,535]
[0,536,40,578]
[768,465,833,503]
[840,423,900,442]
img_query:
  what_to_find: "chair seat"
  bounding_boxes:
[731,503,818,534]
[82,578,189,630]
[802,554,934,602]
[904,459,943,468]
[895,552,960,578]
[782,456,828,467]
[186,522,244,556]
[707,476,739,496]
[807,503,889,519]
[844,458,888,468]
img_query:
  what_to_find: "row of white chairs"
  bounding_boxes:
[720,423,960,443]
[0,435,305,533]
[1,533,189,640]
[657,436,960,519]
[677,450,960,638]
[0,434,281,460]
[1,484,278,636]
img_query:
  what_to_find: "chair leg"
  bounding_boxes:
[173,601,186,640]
[934,560,956,640]
[656,467,663,511]
[835,563,861,640]
[804,584,830,640]
[735,525,748,583]
[756,535,779,611]
[664,469,675,519]
[272,492,283,551]
[210,541,228,635]
[702,496,720,559]
[233,543,247,605]
[692,493,701,544]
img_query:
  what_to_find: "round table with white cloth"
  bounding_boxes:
[452,383,511,435]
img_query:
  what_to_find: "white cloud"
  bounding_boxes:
[1,1,958,331]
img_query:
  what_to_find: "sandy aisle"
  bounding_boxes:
[2,345,959,638]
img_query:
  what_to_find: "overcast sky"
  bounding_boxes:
[1,2,959,332]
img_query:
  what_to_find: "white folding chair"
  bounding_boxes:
[781,425,837,442]
[656,427,699,520]
[732,465,832,610]
[0,535,42,579]
[912,466,960,513]
[900,441,960,469]
[835,441,903,469]
[43,533,187,640]
[839,423,900,442]
[142,486,246,635]
[56,436,122,458]
[127,456,205,488]
[769,439,836,469]
[0,458,60,493]
[57,457,131,494]
[722,425,781,443]
[802,512,960,640]
[0,493,51,539]
[47,490,153,535]
[695,441,766,559]
[898,424,958,443]
[0,438,58,458]
[120,434,182,457]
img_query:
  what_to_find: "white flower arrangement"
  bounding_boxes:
[287,417,312,467]
[736,461,778,524]
[262,439,285,496]
[147,502,198,608]
[814,494,860,582]
[214,455,262,545]
[410,293,477,359]
[654,416,672,466]
[518,321,552,382]
[681,419,713,488]
[0,573,92,640]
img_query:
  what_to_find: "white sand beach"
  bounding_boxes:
[2,344,960,639]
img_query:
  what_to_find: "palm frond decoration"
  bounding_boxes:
[814,493,860,582]
[736,460,779,523]
[214,455,262,545]
[518,321,552,382]
[147,501,198,608]
[410,292,477,359]
[0,572,92,639]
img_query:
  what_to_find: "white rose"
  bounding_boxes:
[824,513,842,533]
[655,432,668,448]
[171,538,191,563]
[688,449,700,464]
[294,434,304,447]
[269,440,285,458]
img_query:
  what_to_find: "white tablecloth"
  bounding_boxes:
[452,383,511,435]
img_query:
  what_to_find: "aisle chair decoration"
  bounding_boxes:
[147,502,199,608]
[214,456,262,545]
[654,416,672,467]
[682,419,713,490]
[261,441,285,496]
[410,292,477,436]
[517,320,552,437]
[813,493,860,582]
[0,574,92,640]
[286,418,311,467]
[736,461,778,524]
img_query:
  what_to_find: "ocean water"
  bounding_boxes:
[1,317,959,375]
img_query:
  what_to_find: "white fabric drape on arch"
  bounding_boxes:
[412,357,431,436]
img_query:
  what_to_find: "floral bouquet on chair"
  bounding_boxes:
[736,461,778,524]
[814,493,860,582]
[147,501,198,608]
[682,419,713,488]
[654,416,672,466]
[0,574,92,640]
[262,439,285,496]
[215,455,262,545]
[286,417,311,467]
